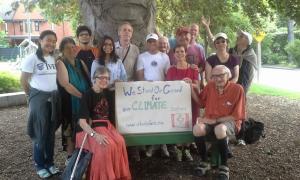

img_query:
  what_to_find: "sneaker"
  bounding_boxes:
[237,139,246,146]
[194,162,211,177]
[37,169,51,179]
[65,157,71,166]
[217,165,230,180]
[48,165,60,175]
[174,146,182,162]
[161,144,170,157]
[146,145,154,157]
[183,149,193,161]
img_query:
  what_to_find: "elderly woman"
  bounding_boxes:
[20,30,60,178]
[166,44,200,162]
[56,37,90,165]
[205,33,240,83]
[91,35,127,123]
[76,66,131,180]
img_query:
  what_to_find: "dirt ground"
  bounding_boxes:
[0,94,299,180]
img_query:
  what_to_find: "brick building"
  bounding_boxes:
[0,2,73,47]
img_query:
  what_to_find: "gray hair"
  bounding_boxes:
[93,66,110,80]
[213,65,232,79]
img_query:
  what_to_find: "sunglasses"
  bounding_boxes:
[95,76,110,81]
[215,40,226,44]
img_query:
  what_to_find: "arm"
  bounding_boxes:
[20,72,32,95]
[79,118,109,145]
[56,61,82,98]
[136,69,145,81]
[230,65,239,83]
[81,60,90,80]
[201,16,214,42]
[205,61,213,82]
[216,116,235,123]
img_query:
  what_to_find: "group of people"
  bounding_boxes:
[20,17,257,180]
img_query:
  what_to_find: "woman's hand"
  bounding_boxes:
[94,133,109,145]
[183,77,193,84]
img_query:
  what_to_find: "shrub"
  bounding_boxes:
[0,71,21,93]
[285,39,300,67]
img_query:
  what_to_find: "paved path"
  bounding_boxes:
[1,62,300,92]
[255,67,300,92]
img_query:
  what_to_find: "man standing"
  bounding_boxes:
[115,22,140,81]
[191,65,246,180]
[75,25,99,73]
[137,33,170,81]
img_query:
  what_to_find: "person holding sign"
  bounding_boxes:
[166,44,200,162]
[191,65,245,180]
[76,67,131,180]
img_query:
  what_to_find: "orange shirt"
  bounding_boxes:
[198,81,246,132]
[74,46,99,59]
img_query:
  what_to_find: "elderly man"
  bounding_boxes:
[191,65,246,180]
[115,22,140,81]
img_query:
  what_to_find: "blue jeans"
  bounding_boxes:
[33,102,56,171]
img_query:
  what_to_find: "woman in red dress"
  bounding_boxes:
[166,44,200,162]
[76,66,131,180]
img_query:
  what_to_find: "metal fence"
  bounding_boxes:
[0,47,20,60]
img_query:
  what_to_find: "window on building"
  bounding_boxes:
[5,23,8,33]
[19,22,23,32]
[34,21,39,31]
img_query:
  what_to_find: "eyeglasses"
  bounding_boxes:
[215,40,226,44]
[211,73,227,79]
[95,76,110,81]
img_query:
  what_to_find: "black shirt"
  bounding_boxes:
[76,50,96,73]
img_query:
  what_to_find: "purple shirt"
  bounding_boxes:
[206,54,239,79]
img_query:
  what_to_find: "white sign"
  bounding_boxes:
[115,81,192,134]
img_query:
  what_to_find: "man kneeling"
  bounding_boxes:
[191,65,245,180]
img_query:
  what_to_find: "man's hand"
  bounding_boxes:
[197,117,216,125]
[201,16,210,28]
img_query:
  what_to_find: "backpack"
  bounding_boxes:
[243,118,265,144]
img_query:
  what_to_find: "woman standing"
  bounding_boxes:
[20,30,60,178]
[205,33,240,83]
[76,66,131,180]
[56,37,90,165]
[166,44,200,162]
[91,35,127,122]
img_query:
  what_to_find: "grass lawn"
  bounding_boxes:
[249,83,300,100]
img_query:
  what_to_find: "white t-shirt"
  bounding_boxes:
[137,51,170,81]
[21,53,57,92]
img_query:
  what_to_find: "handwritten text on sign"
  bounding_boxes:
[115,81,192,134]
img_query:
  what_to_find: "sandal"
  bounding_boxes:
[48,165,60,175]
[194,162,211,177]
[37,169,51,179]
[217,165,230,180]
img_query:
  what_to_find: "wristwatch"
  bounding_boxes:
[90,131,95,137]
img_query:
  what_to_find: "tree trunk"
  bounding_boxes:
[79,0,156,50]
[287,19,295,63]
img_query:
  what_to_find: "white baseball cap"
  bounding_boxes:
[214,32,228,42]
[146,33,159,41]
[238,30,253,45]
